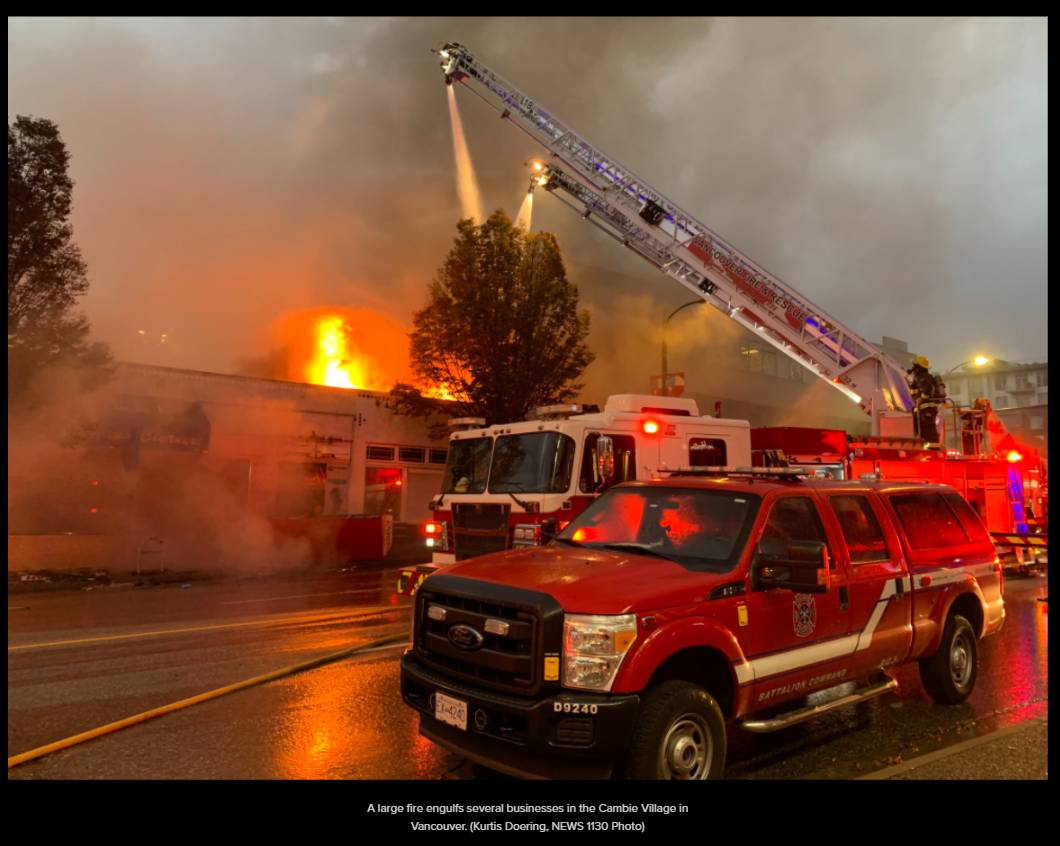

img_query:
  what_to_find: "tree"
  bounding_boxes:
[393,210,594,433]
[8,115,111,406]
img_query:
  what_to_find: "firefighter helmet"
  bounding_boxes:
[912,355,930,369]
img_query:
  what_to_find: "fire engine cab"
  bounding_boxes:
[399,394,748,593]
[401,468,1005,779]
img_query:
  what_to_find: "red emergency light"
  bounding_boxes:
[425,522,438,534]
[1007,450,1023,463]
[643,420,660,434]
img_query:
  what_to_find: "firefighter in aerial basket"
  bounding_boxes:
[908,355,944,446]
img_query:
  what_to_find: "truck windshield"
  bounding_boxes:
[489,432,576,494]
[441,437,493,494]
[555,487,761,573]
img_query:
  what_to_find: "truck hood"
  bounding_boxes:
[439,545,730,615]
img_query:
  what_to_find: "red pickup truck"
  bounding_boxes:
[400,471,1005,779]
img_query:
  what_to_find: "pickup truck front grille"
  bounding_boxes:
[414,575,565,698]
[417,589,538,694]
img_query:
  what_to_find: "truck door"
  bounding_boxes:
[747,495,852,709]
[822,491,912,677]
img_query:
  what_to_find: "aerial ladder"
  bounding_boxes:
[433,41,914,436]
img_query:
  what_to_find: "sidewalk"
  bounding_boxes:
[861,717,1048,780]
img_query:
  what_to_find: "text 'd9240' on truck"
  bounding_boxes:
[400,468,1004,779]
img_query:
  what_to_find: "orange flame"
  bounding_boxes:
[268,307,460,400]
[314,317,366,388]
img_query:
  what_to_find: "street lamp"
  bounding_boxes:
[942,356,991,379]
[661,300,704,397]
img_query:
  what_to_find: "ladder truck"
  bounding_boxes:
[433,41,914,437]
[395,43,1044,593]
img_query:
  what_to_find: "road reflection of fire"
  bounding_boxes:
[273,622,446,779]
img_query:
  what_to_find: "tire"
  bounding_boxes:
[918,613,978,704]
[621,681,726,780]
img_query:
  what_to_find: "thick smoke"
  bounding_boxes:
[7,18,1047,388]
[7,382,315,575]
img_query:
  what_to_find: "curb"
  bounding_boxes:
[858,716,1048,780]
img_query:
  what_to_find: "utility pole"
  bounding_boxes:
[662,301,704,397]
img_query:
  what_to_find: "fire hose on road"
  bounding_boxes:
[8,632,408,771]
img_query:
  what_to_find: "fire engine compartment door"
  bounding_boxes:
[746,495,853,708]
[822,490,912,676]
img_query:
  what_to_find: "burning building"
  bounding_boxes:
[7,361,452,574]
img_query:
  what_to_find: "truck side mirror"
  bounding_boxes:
[750,541,830,594]
[597,436,615,482]
[540,517,558,544]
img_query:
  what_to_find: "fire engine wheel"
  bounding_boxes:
[621,681,726,780]
[918,613,978,705]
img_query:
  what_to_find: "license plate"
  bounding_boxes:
[434,693,468,731]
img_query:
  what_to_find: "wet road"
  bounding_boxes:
[8,570,1048,779]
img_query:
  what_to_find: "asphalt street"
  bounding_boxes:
[8,567,1048,779]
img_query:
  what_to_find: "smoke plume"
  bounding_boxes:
[7,18,1047,395]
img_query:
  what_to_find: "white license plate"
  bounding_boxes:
[434,693,468,731]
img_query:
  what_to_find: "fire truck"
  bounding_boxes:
[398,42,1045,592]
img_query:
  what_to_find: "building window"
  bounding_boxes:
[429,449,448,465]
[747,349,762,374]
[995,374,1008,391]
[995,394,1009,408]
[1015,374,1034,391]
[398,447,426,464]
[1015,396,1034,408]
[966,376,984,396]
[1038,371,1048,387]
[949,378,962,396]
[1030,415,1045,431]
[364,467,402,517]
[366,445,395,461]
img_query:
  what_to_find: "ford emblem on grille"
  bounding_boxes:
[447,623,484,651]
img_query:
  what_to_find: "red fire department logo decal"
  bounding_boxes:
[793,594,817,638]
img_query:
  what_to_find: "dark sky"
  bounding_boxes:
[7,17,1048,394]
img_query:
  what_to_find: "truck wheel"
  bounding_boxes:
[621,681,726,780]
[918,613,978,704]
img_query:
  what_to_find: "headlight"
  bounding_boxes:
[563,614,637,691]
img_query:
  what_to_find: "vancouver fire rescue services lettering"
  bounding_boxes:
[793,594,817,638]
[687,235,809,330]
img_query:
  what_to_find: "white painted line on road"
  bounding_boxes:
[8,605,409,651]
[858,716,1049,780]
[219,589,385,606]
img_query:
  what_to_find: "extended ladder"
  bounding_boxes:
[434,42,915,433]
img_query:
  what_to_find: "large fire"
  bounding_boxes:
[270,307,457,399]
[315,317,368,388]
